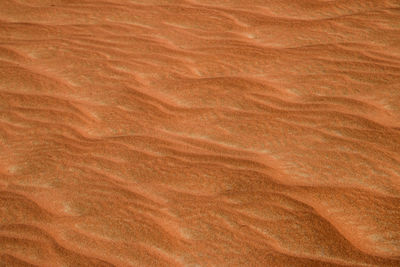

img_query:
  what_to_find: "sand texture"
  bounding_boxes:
[1,0,400,266]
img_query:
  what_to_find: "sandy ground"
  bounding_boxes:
[1,0,400,266]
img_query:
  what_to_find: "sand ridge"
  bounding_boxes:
[1,0,400,266]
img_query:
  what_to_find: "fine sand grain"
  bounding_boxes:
[1,0,400,266]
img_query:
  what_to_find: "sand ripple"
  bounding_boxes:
[1,0,400,266]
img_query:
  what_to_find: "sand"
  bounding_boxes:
[1,0,400,266]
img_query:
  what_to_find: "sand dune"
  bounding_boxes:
[1,0,400,266]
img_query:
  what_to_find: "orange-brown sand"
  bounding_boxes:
[1,0,400,266]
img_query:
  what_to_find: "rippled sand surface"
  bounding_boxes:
[1,0,400,266]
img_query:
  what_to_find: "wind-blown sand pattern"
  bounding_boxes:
[1,0,400,266]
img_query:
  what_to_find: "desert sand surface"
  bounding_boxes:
[1,0,400,266]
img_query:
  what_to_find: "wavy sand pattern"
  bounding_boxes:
[1,0,400,266]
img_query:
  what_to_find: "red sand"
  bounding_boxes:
[1,0,400,266]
